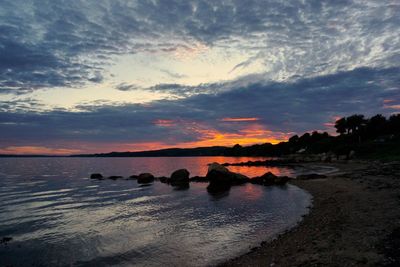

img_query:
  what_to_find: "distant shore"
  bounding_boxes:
[220,161,400,266]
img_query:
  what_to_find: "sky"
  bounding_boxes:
[0,0,399,155]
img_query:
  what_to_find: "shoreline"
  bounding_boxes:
[219,161,400,266]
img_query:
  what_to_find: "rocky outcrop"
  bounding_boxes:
[90,173,103,179]
[158,176,169,183]
[251,172,291,186]
[206,163,249,193]
[189,176,208,182]
[274,175,291,185]
[137,173,155,184]
[108,176,123,180]
[170,169,190,186]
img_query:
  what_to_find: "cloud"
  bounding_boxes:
[115,83,140,91]
[159,69,188,79]
[0,67,398,153]
[0,0,399,94]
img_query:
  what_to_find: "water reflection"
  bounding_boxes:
[242,183,264,201]
[0,157,312,267]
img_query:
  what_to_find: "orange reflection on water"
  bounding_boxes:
[243,184,265,200]
[121,156,279,177]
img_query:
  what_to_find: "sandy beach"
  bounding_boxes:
[220,161,400,266]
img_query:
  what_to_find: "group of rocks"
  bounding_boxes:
[90,169,191,187]
[90,162,327,193]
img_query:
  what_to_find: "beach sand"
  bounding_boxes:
[220,161,400,266]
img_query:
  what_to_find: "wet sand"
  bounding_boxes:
[220,161,400,266]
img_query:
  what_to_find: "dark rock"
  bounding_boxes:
[274,175,291,185]
[108,176,123,180]
[189,176,208,182]
[128,175,139,180]
[251,172,291,186]
[158,176,169,183]
[250,176,264,185]
[137,173,155,184]
[173,183,190,190]
[207,182,231,194]
[170,169,190,186]
[90,173,103,179]
[207,188,231,199]
[206,163,249,193]
[261,172,279,185]
[297,173,327,180]
[207,163,249,184]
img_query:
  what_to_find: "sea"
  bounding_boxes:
[0,157,323,266]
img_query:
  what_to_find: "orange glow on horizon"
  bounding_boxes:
[0,122,291,155]
[172,123,289,148]
[0,146,81,155]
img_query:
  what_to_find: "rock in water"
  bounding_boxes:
[90,173,103,179]
[189,176,208,182]
[261,172,278,185]
[170,169,190,186]
[137,173,155,184]
[108,176,123,180]
[158,176,169,183]
[208,162,230,173]
[206,163,249,193]
[251,172,291,186]
[274,176,291,185]
[207,180,232,193]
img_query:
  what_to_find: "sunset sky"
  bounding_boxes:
[0,0,399,154]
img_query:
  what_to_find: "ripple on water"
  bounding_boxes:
[0,157,312,267]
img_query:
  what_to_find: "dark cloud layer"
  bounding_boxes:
[1,67,398,150]
[0,0,399,93]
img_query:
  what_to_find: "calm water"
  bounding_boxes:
[0,157,314,266]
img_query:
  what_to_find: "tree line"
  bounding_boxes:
[225,113,400,158]
[334,114,400,140]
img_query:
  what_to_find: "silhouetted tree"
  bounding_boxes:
[388,114,400,134]
[231,144,243,156]
[346,114,366,134]
[366,114,387,138]
[288,135,299,144]
[335,117,347,135]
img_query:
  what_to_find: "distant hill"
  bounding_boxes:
[71,146,229,157]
